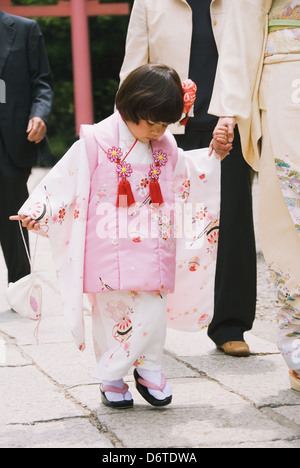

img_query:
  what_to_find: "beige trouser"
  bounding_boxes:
[258,55,300,371]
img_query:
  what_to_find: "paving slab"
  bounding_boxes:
[0,419,113,449]
[0,169,299,449]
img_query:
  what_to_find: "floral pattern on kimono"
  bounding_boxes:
[166,148,220,332]
[265,0,300,56]
[19,139,91,351]
[269,263,300,368]
[269,155,300,368]
[275,155,300,231]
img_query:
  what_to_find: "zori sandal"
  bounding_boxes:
[100,382,133,409]
[133,369,172,407]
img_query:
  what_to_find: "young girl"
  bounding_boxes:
[11,64,222,409]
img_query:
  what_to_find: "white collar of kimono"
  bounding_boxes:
[118,113,153,164]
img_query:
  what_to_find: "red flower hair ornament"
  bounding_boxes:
[180,79,197,126]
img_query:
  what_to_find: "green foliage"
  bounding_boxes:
[37,18,76,157]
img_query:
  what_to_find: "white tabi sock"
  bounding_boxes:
[137,369,172,400]
[101,378,132,402]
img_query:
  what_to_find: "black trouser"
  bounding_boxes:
[0,134,31,284]
[175,127,257,345]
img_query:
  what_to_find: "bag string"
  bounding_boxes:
[18,221,38,272]
[18,221,41,343]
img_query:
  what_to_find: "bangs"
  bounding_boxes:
[135,92,184,124]
[116,64,184,125]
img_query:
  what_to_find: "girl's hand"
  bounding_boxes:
[209,141,232,161]
[209,132,233,160]
[9,215,40,231]
[208,117,236,160]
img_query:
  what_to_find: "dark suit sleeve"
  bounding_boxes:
[27,21,53,125]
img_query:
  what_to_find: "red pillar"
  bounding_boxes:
[70,0,94,134]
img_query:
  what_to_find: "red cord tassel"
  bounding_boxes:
[117,179,135,207]
[149,180,164,205]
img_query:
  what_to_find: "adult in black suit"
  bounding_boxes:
[0,9,53,283]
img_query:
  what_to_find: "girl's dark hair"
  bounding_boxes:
[115,64,184,125]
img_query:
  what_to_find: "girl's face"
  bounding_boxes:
[126,119,169,143]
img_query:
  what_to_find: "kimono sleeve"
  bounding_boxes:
[167,147,221,332]
[18,138,91,351]
[18,140,87,237]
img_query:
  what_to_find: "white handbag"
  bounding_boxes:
[6,223,42,324]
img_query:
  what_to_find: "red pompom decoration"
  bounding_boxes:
[149,180,164,205]
[117,179,135,207]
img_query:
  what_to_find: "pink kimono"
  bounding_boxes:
[83,111,177,294]
[18,113,220,379]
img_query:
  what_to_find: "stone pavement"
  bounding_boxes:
[0,169,300,449]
